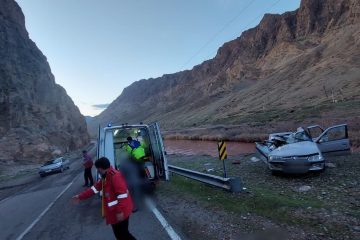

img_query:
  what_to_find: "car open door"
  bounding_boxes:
[148,122,169,180]
[315,124,350,155]
[307,125,324,139]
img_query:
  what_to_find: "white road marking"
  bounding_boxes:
[146,198,182,240]
[16,176,77,240]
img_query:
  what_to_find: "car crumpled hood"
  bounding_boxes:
[270,141,320,157]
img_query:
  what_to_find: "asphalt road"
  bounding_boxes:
[0,148,183,240]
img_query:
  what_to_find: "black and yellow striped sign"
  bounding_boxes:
[218,141,227,161]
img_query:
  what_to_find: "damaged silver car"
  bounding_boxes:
[256,124,350,174]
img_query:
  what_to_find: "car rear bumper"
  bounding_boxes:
[39,166,62,175]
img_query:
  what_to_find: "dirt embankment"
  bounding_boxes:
[156,153,360,240]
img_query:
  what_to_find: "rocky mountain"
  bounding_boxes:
[85,116,94,123]
[0,0,89,163]
[89,0,360,145]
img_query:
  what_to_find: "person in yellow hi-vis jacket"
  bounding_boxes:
[126,137,146,178]
[126,137,145,160]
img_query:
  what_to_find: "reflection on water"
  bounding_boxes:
[164,139,255,157]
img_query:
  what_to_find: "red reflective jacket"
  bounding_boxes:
[78,166,133,225]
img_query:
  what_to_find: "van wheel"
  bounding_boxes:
[144,182,156,195]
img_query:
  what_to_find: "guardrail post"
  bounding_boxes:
[229,177,242,193]
[218,141,228,178]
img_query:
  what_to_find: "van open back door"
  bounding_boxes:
[97,125,105,160]
[148,122,169,181]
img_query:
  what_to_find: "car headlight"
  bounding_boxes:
[308,154,323,162]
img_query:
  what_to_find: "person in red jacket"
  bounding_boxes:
[82,150,94,187]
[73,157,136,240]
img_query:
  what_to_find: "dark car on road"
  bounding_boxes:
[39,157,70,177]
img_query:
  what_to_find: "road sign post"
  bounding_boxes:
[218,141,228,178]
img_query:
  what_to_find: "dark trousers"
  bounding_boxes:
[111,217,136,240]
[135,161,145,178]
[84,168,93,186]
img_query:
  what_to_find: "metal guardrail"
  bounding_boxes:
[168,165,242,193]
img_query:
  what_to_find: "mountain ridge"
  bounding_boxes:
[0,0,89,163]
[89,0,360,146]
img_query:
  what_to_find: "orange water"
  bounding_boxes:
[164,139,255,157]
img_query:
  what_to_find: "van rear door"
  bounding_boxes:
[97,125,105,159]
[97,126,115,165]
[148,122,169,180]
[96,126,116,181]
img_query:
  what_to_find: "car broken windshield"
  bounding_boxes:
[282,127,312,144]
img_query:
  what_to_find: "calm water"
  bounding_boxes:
[164,139,255,157]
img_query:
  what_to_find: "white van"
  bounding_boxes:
[97,122,169,183]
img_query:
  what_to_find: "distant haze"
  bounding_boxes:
[92,104,110,110]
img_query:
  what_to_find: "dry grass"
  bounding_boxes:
[157,153,360,239]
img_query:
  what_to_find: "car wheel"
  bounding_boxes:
[40,174,45,178]
[319,164,326,172]
[271,170,282,176]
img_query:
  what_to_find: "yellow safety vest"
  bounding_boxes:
[126,145,145,161]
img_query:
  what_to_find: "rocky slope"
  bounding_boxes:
[0,0,89,163]
[89,0,360,144]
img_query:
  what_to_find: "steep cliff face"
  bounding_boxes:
[0,0,89,162]
[89,0,360,136]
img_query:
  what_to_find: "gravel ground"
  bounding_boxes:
[155,152,360,240]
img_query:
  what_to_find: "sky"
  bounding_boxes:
[16,0,301,116]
